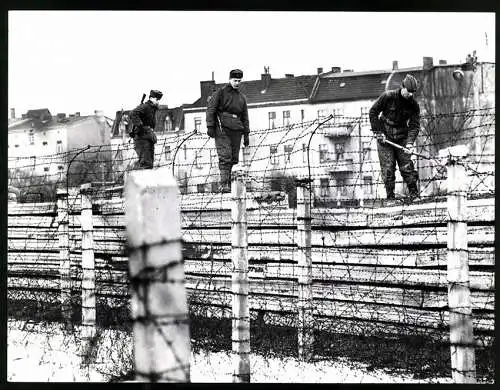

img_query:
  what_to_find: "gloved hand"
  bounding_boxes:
[142,126,157,144]
[243,133,250,147]
[375,132,386,143]
[207,126,215,138]
[405,143,415,155]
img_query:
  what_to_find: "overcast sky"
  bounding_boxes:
[8,11,495,119]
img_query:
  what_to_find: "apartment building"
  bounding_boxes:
[8,108,112,181]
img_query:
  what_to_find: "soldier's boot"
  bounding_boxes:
[408,183,421,202]
[219,169,231,193]
[385,186,397,206]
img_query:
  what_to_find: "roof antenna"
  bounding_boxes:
[211,71,214,81]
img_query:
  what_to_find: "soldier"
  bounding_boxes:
[369,74,421,204]
[206,69,250,193]
[129,89,163,169]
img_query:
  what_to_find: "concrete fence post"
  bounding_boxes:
[443,145,476,383]
[231,167,250,383]
[57,188,72,327]
[125,167,191,382]
[295,178,314,361]
[80,183,96,338]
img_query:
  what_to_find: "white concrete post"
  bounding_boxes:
[125,167,191,382]
[80,183,96,338]
[231,167,250,383]
[442,145,476,383]
[296,178,314,361]
[57,188,72,328]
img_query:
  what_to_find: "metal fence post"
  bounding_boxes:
[295,178,314,361]
[57,188,71,328]
[80,183,96,338]
[125,167,190,382]
[231,167,250,383]
[444,145,476,383]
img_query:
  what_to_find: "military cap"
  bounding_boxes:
[229,69,243,79]
[401,74,418,93]
[149,90,163,99]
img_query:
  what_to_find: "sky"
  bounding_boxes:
[8,11,495,119]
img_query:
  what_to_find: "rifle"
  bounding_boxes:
[128,93,147,142]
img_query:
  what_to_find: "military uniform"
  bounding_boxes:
[369,76,420,199]
[129,90,162,169]
[206,70,250,191]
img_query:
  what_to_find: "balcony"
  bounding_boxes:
[323,124,354,138]
[325,158,354,173]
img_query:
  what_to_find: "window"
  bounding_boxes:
[361,107,369,123]
[336,177,347,196]
[363,176,373,195]
[195,152,202,169]
[194,117,202,131]
[56,140,63,154]
[243,147,251,166]
[210,149,217,163]
[44,167,49,172]
[332,107,344,124]
[335,143,345,161]
[317,109,328,120]
[270,145,278,165]
[320,178,330,197]
[284,145,293,163]
[362,141,371,160]
[42,141,48,146]
[165,116,173,132]
[319,144,329,163]
[211,181,219,193]
[28,130,34,145]
[165,145,171,161]
[283,111,291,127]
[302,143,308,163]
[268,111,276,129]
[58,166,64,170]
[15,144,19,148]
[119,116,128,136]
[197,183,206,193]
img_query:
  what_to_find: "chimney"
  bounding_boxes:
[439,59,447,65]
[317,67,323,74]
[331,67,341,73]
[261,72,271,91]
[10,108,15,119]
[423,56,434,70]
[200,80,216,103]
[57,113,66,122]
[392,60,399,70]
[75,112,80,117]
[285,73,294,78]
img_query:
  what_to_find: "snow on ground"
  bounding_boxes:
[7,320,454,383]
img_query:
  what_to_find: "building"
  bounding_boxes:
[8,108,112,186]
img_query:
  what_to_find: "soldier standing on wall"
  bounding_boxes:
[369,74,421,205]
[129,89,163,169]
[206,69,250,193]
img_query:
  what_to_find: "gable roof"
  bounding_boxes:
[312,68,424,102]
[187,74,318,109]
[8,110,95,131]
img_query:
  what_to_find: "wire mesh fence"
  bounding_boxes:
[7,108,495,382]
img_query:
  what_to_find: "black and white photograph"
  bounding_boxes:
[6,10,495,383]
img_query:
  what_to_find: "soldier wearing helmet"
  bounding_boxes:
[369,74,421,204]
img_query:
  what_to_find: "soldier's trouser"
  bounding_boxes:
[214,129,243,187]
[377,138,419,197]
[134,138,155,169]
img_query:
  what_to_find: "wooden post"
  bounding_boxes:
[444,145,476,383]
[80,183,96,338]
[57,188,71,328]
[231,167,250,383]
[295,178,314,361]
[125,167,190,382]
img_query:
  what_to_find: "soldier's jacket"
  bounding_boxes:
[206,84,250,133]
[369,89,420,145]
[129,100,158,141]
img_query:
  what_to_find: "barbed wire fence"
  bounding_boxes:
[7,108,495,382]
